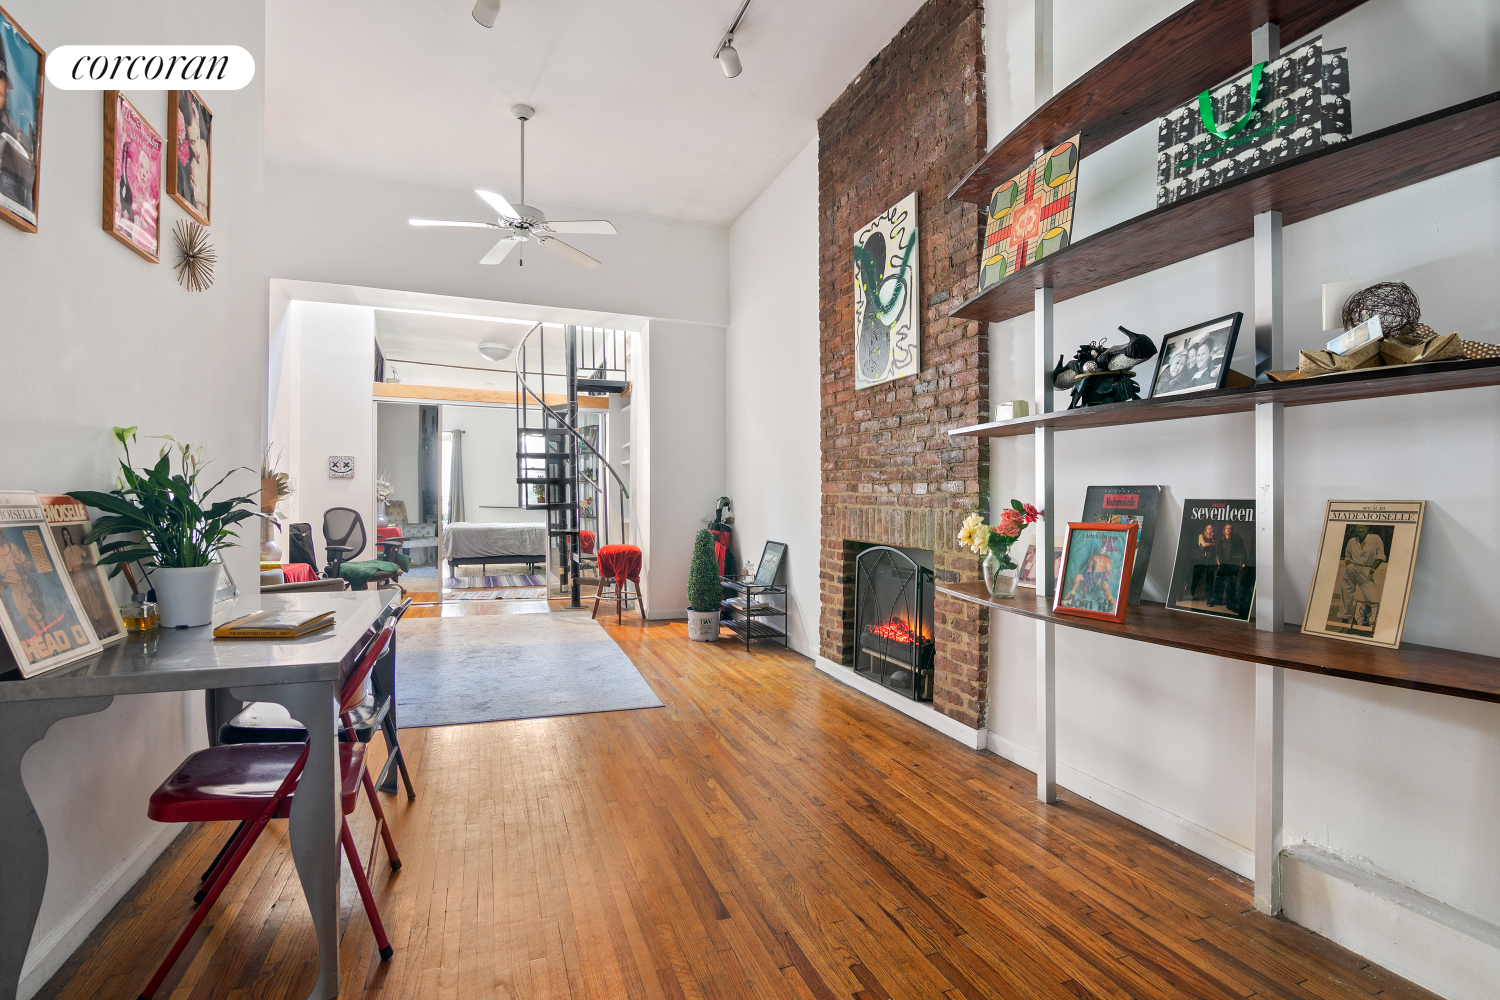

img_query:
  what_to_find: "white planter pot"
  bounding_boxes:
[152,565,222,627]
[686,609,720,642]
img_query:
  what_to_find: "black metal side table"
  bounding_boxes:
[720,578,789,651]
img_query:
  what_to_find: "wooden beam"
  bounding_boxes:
[372,382,610,409]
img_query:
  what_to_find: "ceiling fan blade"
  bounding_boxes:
[546,220,617,235]
[474,189,518,219]
[410,218,500,228]
[479,238,519,265]
[538,237,600,270]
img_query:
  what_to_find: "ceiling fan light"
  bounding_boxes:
[718,41,742,78]
[478,341,513,362]
[472,0,500,28]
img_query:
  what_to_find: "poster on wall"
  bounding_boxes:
[0,4,45,232]
[1301,500,1424,649]
[979,133,1081,292]
[0,491,103,678]
[103,90,163,263]
[853,191,919,389]
[167,89,211,225]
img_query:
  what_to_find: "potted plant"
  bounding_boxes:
[70,427,260,628]
[959,499,1044,598]
[686,528,722,641]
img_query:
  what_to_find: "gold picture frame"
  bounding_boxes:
[166,89,211,225]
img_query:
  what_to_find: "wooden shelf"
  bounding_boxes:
[948,356,1500,438]
[950,92,1500,326]
[949,0,1368,205]
[938,581,1500,703]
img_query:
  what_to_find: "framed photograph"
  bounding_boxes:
[1053,521,1138,623]
[1148,313,1243,398]
[0,4,45,232]
[1301,501,1425,648]
[103,91,163,262]
[1016,541,1060,589]
[1166,499,1255,621]
[167,89,211,224]
[0,491,103,678]
[38,494,127,646]
[753,541,787,586]
[1081,485,1162,605]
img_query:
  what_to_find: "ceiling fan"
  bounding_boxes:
[409,105,616,269]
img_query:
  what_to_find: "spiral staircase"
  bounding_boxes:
[513,323,632,608]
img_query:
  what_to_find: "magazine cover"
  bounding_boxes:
[1166,499,1255,621]
[0,491,104,677]
[39,494,128,645]
[1081,486,1162,604]
[1301,501,1425,648]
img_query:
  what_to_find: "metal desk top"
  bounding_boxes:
[0,590,399,703]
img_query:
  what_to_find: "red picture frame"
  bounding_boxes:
[1053,521,1139,623]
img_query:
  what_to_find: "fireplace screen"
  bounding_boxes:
[853,545,935,701]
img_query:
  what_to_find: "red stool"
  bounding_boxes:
[593,544,642,625]
[137,619,402,998]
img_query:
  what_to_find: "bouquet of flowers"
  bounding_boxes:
[959,500,1043,596]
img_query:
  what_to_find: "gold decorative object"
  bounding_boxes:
[172,219,215,292]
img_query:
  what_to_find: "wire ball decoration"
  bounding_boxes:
[1342,281,1420,336]
[173,220,216,292]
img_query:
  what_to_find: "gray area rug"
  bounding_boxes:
[395,614,664,728]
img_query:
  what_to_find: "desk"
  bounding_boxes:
[0,589,397,1000]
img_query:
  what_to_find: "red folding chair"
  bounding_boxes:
[137,617,403,999]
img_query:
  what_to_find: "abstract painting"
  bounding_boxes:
[854,191,919,389]
[979,133,1080,291]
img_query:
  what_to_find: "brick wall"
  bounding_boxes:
[817,0,990,729]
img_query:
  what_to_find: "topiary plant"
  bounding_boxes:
[687,528,722,613]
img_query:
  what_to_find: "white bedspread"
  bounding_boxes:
[441,522,548,561]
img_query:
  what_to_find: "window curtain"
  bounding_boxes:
[448,429,466,524]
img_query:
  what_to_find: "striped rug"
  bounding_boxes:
[444,574,544,590]
[443,587,549,601]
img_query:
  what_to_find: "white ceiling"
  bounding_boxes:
[266,0,925,226]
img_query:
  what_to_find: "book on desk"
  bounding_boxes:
[213,610,336,640]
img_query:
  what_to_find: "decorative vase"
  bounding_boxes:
[687,609,721,642]
[983,544,1021,599]
[376,501,388,529]
[151,565,222,627]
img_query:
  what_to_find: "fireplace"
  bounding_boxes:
[852,545,935,701]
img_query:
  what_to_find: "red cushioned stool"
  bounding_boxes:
[593,544,643,625]
[136,618,402,999]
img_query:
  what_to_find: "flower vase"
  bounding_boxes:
[983,541,1021,599]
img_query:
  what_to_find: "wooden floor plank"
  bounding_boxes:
[35,611,1445,1000]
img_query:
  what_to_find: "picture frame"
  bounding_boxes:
[102,90,163,263]
[1147,313,1243,398]
[1053,521,1138,623]
[1301,500,1425,649]
[753,541,787,586]
[166,89,211,225]
[38,494,128,646]
[1016,541,1060,589]
[1166,499,1256,621]
[0,491,104,678]
[0,4,45,233]
[1081,485,1162,605]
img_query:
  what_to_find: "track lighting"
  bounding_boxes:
[472,0,500,28]
[713,0,751,78]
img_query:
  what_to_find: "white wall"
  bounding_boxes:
[439,403,542,522]
[636,320,727,618]
[264,162,730,327]
[982,1,1500,995]
[725,139,822,657]
[376,401,420,519]
[0,3,266,995]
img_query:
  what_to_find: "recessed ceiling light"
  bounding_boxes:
[478,341,513,361]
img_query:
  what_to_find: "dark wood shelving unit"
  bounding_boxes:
[950,91,1500,325]
[949,355,1500,438]
[938,581,1500,703]
[949,0,1368,205]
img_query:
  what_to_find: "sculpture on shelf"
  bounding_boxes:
[1342,281,1421,338]
[1051,326,1158,396]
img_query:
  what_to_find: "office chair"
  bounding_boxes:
[322,507,368,578]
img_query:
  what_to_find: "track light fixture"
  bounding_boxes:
[713,0,751,78]
[472,0,500,28]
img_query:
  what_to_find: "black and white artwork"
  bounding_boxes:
[853,192,919,389]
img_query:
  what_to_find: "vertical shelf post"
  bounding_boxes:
[1034,285,1057,804]
[1255,662,1285,914]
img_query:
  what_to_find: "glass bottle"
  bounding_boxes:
[121,593,160,633]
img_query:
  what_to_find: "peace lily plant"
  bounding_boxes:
[959,499,1043,599]
[69,427,260,627]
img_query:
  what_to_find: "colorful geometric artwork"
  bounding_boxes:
[979,134,1081,291]
[854,191,920,389]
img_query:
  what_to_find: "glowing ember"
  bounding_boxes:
[867,619,920,644]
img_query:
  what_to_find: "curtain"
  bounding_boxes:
[448,429,466,524]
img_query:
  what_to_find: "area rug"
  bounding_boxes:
[394,614,664,728]
[445,574,543,589]
[442,587,548,601]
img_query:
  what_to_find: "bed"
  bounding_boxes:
[440,522,549,572]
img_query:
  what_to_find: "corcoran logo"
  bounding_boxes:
[1102,493,1139,509]
[46,46,255,91]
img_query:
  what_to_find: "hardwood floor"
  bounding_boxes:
[38,607,1438,1000]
